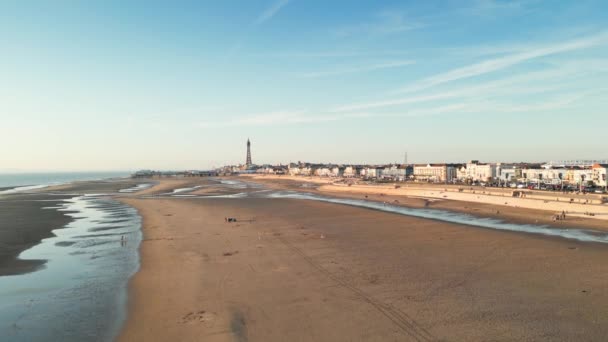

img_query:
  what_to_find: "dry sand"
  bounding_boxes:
[119,179,608,341]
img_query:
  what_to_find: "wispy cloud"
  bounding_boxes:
[197,89,596,128]
[465,0,529,16]
[255,0,291,25]
[330,93,457,113]
[297,60,415,78]
[199,111,335,127]
[397,31,608,93]
[227,0,291,57]
[333,10,422,38]
[252,49,413,59]
[329,56,608,113]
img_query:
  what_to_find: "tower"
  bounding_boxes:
[246,138,252,167]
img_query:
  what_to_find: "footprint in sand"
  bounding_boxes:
[180,310,216,324]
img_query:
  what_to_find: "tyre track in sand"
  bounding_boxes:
[276,235,436,342]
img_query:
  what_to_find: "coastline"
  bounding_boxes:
[240,174,608,231]
[118,177,608,341]
[0,192,74,275]
[0,177,145,341]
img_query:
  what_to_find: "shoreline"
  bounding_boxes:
[242,174,608,208]
[118,178,608,341]
[239,175,608,232]
[0,178,146,342]
[0,192,74,275]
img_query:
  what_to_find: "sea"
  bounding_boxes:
[0,172,131,191]
[0,172,143,341]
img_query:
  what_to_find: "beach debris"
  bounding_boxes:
[223,250,239,256]
[320,234,325,239]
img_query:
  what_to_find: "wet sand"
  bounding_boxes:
[242,176,608,232]
[0,193,73,275]
[42,178,144,193]
[0,179,143,276]
[119,180,608,341]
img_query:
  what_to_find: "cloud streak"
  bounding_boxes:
[255,0,291,25]
[297,60,415,78]
[333,10,422,37]
[398,31,608,93]
[199,111,331,127]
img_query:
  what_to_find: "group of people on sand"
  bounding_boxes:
[552,211,567,221]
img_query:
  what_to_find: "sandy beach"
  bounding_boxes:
[118,177,608,341]
[243,174,608,220]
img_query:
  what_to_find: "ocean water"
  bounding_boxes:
[0,194,142,342]
[0,172,131,191]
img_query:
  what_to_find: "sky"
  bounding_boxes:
[1,0,607,171]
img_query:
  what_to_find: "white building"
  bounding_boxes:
[414,164,456,182]
[315,167,332,177]
[593,164,608,187]
[361,167,383,179]
[458,160,497,182]
[288,165,312,176]
[564,168,594,186]
[343,166,357,178]
[256,166,277,174]
[497,164,521,183]
[330,167,343,177]
[381,165,408,181]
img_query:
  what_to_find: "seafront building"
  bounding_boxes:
[223,159,606,188]
[457,161,497,183]
[208,142,608,189]
[413,164,457,183]
[593,164,608,187]
[386,165,413,181]
[360,167,383,179]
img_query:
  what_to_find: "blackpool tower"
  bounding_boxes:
[246,138,252,167]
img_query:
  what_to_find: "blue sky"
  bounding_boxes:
[1,0,607,171]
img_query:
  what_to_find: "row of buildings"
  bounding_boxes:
[218,140,608,189]
[223,160,608,188]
